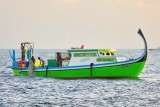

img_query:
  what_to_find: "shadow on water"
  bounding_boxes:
[51,76,143,81]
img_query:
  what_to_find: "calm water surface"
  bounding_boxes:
[0,49,160,107]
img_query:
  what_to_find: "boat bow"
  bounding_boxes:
[137,29,147,62]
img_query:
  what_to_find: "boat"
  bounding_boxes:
[10,29,147,78]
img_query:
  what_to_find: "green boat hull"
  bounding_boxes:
[13,61,145,78]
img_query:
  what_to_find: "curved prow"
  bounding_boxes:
[138,29,147,62]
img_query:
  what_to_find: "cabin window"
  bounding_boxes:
[100,52,115,56]
[56,52,71,67]
[111,53,114,55]
[106,52,110,55]
[97,58,116,62]
[74,53,97,57]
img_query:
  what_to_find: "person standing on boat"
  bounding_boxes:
[57,52,62,66]
[28,56,35,76]
[21,43,26,60]
[31,56,35,64]
[38,57,45,68]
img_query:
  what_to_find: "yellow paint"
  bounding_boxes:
[22,64,26,68]
[35,60,41,67]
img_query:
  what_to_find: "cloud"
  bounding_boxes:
[102,0,160,9]
[135,0,160,9]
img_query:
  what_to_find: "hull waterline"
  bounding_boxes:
[14,61,145,78]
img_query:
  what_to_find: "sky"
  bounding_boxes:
[0,0,160,49]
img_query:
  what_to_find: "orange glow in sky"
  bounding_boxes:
[0,0,159,49]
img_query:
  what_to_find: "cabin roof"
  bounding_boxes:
[67,49,116,53]
[21,42,34,44]
[67,49,98,52]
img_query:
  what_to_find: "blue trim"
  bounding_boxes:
[21,52,145,72]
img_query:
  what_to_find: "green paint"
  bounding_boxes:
[92,61,145,77]
[13,69,20,76]
[68,49,98,52]
[19,71,46,77]
[74,53,97,57]
[97,57,116,62]
[17,61,146,78]
[47,69,90,77]
[48,59,57,67]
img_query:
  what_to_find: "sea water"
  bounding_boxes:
[0,49,160,107]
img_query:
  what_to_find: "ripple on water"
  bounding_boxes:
[0,49,160,107]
